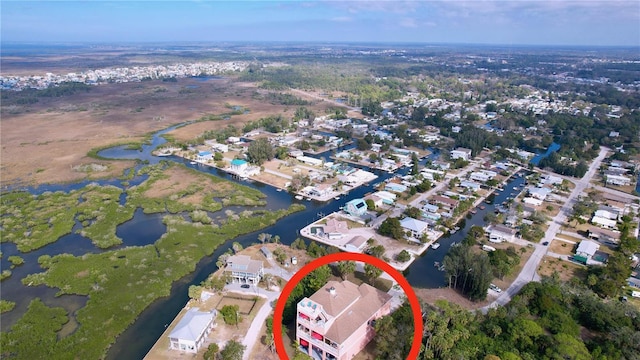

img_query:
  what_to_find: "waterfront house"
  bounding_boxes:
[296,280,392,360]
[527,187,551,201]
[309,184,333,198]
[400,217,429,239]
[384,182,408,193]
[486,224,517,243]
[372,191,396,205]
[168,308,216,353]
[230,159,248,173]
[363,194,383,209]
[323,218,348,240]
[197,151,213,162]
[344,198,369,217]
[431,195,459,211]
[223,255,263,284]
[450,147,472,161]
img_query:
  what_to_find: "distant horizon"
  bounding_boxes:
[2,40,639,50]
[2,1,639,47]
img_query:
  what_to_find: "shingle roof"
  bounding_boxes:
[309,280,392,344]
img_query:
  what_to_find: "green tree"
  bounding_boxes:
[188,285,203,302]
[364,263,383,283]
[411,152,420,175]
[395,250,411,263]
[378,217,405,240]
[365,198,376,210]
[203,343,219,360]
[246,138,274,165]
[220,339,245,360]
[305,265,332,293]
[220,304,241,325]
[336,261,356,280]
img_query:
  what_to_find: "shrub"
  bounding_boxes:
[220,304,241,325]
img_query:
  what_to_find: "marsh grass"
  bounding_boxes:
[1,162,304,359]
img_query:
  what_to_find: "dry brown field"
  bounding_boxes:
[1,77,335,188]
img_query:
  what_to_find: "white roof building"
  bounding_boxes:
[400,217,429,239]
[168,308,216,353]
[450,147,472,161]
[575,240,600,263]
[594,209,618,221]
[523,197,543,206]
[592,216,617,229]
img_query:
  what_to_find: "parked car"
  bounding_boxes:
[241,284,250,289]
[291,256,298,265]
[489,284,502,293]
[542,241,549,246]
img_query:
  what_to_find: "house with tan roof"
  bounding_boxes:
[296,280,392,360]
[223,255,264,284]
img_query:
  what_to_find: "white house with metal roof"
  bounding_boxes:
[400,217,429,239]
[168,308,216,353]
[574,240,600,264]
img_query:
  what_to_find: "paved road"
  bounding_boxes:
[481,147,609,313]
[592,184,640,201]
[369,160,481,229]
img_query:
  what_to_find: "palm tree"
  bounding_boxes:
[262,273,274,291]
[258,233,272,244]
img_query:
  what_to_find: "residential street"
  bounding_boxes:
[482,147,609,313]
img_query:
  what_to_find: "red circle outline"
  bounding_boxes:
[273,252,423,360]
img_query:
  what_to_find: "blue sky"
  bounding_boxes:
[2,1,639,46]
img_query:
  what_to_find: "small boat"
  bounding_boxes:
[306,198,311,201]
[276,188,282,192]
[334,196,340,200]
[431,243,441,249]
[190,161,197,165]
[434,261,440,267]
[450,229,457,234]
[295,195,304,200]
[479,205,486,210]
[470,209,477,214]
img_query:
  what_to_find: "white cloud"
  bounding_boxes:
[331,16,353,22]
[399,17,419,28]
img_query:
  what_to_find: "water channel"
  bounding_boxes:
[1,123,531,359]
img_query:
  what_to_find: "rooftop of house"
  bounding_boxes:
[307,280,392,343]
[169,308,216,341]
[225,255,263,274]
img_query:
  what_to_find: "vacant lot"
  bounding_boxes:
[538,255,588,282]
[216,295,258,315]
[1,78,335,188]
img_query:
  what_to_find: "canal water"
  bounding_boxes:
[1,123,531,359]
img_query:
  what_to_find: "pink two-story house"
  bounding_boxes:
[296,280,392,360]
